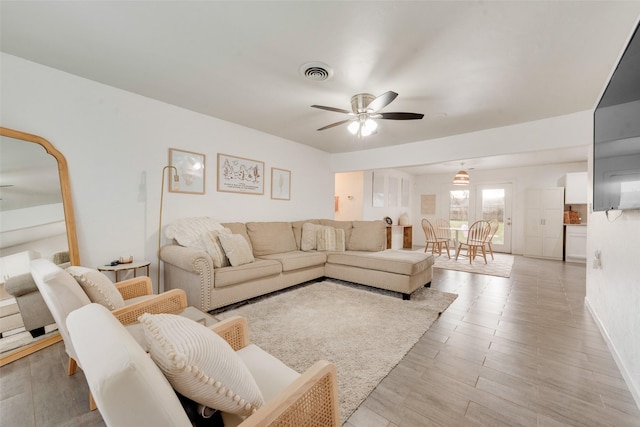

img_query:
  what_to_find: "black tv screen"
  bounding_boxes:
[593,22,640,212]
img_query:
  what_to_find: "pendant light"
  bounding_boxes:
[453,162,470,185]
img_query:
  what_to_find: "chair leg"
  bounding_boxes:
[487,243,494,260]
[89,392,97,411]
[481,246,488,264]
[455,244,462,260]
[68,357,77,376]
[444,241,450,259]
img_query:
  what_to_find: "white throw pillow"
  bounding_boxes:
[165,217,225,249]
[300,222,319,251]
[139,313,264,416]
[200,228,232,268]
[66,266,125,310]
[218,234,255,267]
[316,226,346,252]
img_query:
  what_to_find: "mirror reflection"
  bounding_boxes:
[0,129,75,362]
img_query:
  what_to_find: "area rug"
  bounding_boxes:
[426,249,514,277]
[216,280,457,423]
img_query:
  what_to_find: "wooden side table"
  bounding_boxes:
[386,225,413,249]
[97,260,151,282]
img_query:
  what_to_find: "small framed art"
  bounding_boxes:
[217,153,264,195]
[271,167,291,200]
[169,148,205,194]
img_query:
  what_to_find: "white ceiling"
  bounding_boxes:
[1,1,639,173]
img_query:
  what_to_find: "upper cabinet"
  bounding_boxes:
[563,172,588,204]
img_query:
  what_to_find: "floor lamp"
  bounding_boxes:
[158,166,178,292]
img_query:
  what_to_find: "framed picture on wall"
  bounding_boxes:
[217,153,264,195]
[168,148,205,194]
[271,167,291,200]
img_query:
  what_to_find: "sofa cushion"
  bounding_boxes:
[246,222,297,256]
[258,251,327,272]
[292,219,320,250]
[165,217,225,249]
[140,313,264,416]
[326,250,434,276]
[214,259,282,288]
[347,221,386,251]
[218,234,255,267]
[200,228,232,268]
[66,266,125,310]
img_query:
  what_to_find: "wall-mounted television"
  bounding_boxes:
[593,22,640,212]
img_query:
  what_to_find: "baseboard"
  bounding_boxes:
[585,297,640,411]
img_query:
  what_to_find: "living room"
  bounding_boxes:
[1,1,639,425]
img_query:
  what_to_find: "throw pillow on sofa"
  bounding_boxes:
[316,226,346,252]
[217,234,255,267]
[66,266,125,310]
[139,313,265,416]
[300,222,320,251]
[200,228,232,268]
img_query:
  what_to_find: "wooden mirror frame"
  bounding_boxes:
[0,127,79,365]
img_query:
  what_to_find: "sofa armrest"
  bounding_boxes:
[111,289,188,325]
[115,276,153,300]
[209,315,249,351]
[238,360,340,427]
[160,244,215,312]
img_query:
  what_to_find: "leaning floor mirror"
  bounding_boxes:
[0,127,80,366]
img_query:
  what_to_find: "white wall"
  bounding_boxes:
[586,146,640,406]
[1,53,334,289]
[411,162,588,254]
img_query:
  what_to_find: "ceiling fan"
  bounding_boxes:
[311,91,424,137]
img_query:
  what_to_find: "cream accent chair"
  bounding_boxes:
[67,303,341,427]
[29,259,188,409]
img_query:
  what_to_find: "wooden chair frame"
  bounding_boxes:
[421,219,450,258]
[454,220,492,264]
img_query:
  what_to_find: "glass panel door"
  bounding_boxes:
[476,184,512,253]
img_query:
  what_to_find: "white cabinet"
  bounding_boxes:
[563,172,588,204]
[524,188,564,260]
[565,225,587,263]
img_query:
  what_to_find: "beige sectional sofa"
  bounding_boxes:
[160,218,434,312]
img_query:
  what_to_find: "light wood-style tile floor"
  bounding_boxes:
[1,256,638,426]
[346,255,640,427]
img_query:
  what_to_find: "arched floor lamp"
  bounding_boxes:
[158,166,178,292]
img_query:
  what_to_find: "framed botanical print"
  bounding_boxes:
[271,167,291,200]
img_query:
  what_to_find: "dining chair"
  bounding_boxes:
[454,220,492,264]
[421,219,450,258]
[484,220,500,260]
[434,218,451,243]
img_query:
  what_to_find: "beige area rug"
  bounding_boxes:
[216,280,457,423]
[422,248,515,277]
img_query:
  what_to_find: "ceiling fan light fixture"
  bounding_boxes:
[453,163,470,185]
[364,118,377,132]
[347,121,360,135]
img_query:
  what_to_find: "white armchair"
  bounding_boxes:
[67,303,341,427]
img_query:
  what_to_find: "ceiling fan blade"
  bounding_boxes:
[311,105,353,115]
[379,112,424,120]
[317,119,353,131]
[366,91,398,112]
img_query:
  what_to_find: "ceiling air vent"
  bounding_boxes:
[299,62,333,81]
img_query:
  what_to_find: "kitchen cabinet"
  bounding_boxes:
[563,172,588,204]
[524,188,564,260]
[565,225,587,263]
